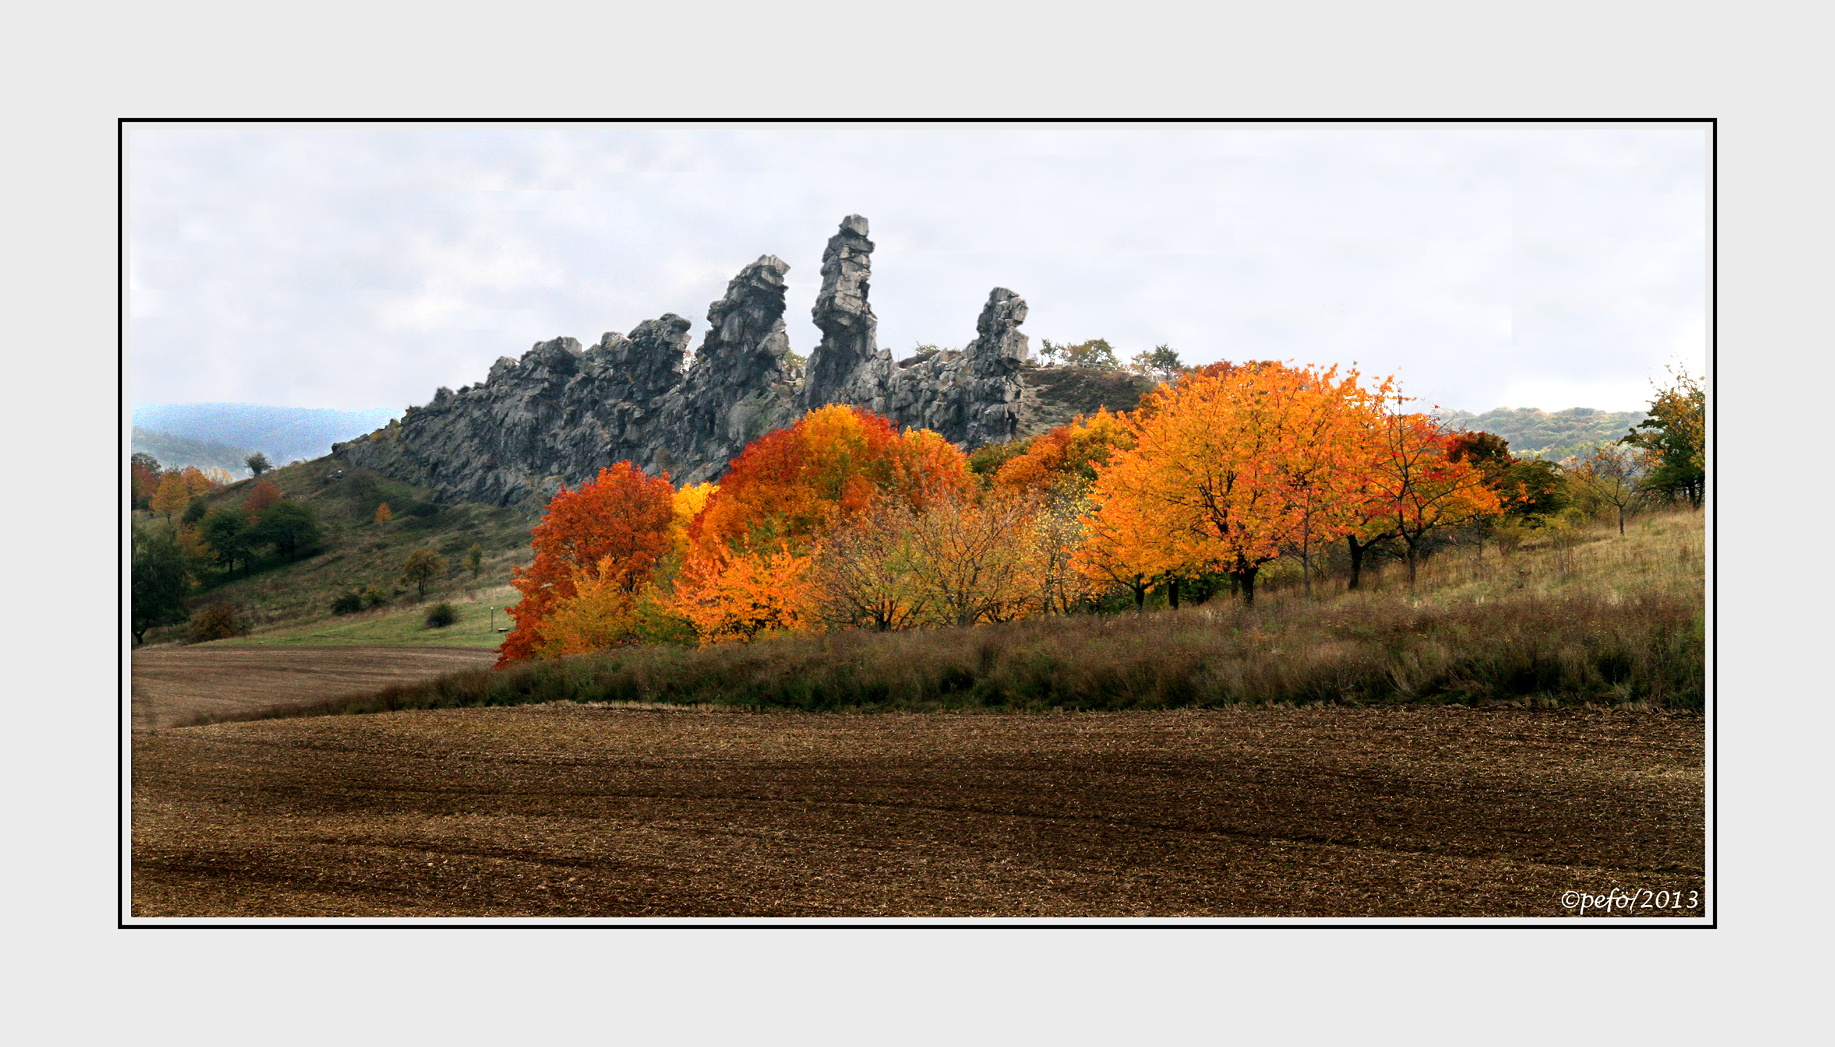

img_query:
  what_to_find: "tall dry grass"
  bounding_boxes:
[265,508,1704,720]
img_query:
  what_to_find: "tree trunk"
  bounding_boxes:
[1133,575,1146,612]
[1347,536,1365,591]
[1404,537,1419,588]
[1617,505,1625,535]
[1168,576,1181,610]
[1233,565,1258,606]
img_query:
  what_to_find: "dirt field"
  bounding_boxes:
[131,703,1706,919]
[130,645,501,728]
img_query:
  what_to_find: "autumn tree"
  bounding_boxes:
[130,453,161,510]
[243,480,283,518]
[1272,368,1389,597]
[150,472,190,523]
[181,466,227,496]
[1366,407,1502,586]
[374,501,393,524]
[1074,479,1177,611]
[900,492,1048,626]
[690,405,970,558]
[1624,363,1706,508]
[664,544,816,644]
[1448,430,1570,532]
[991,410,1134,500]
[497,462,678,665]
[805,503,933,632]
[400,548,445,599]
[673,407,970,645]
[1568,444,1646,535]
[966,438,1032,488]
[464,543,484,577]
[1032,491,1096,615]
[1086,362,1386,605]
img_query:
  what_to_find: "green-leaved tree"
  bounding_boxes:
[132,527,191,644]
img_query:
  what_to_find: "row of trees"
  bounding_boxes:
[497,361,1628,663]
[1036,338,1189,381]
[130,453,232,517]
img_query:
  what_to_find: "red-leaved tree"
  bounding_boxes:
[497,462,678,666]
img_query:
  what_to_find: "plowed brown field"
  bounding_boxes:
[131,703,1705,919]
[130,645,500,728]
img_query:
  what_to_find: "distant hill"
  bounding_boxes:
[131,426,261,477]
[1437,407,1646,462]
[132,403,401,467]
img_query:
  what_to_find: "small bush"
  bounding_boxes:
[425,603,459,629]
[331,591,364,615]
[190,604,241,642]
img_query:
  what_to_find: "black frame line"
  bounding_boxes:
[119,115,1716,931]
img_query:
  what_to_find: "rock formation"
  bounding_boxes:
[335,215,1110,506]
[802,214,890,410]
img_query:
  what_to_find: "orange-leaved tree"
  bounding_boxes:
[690,405,970,557]
[181,465,227,497]
[672,405,971,643]
[1366,405,1502,586]
[1083,361,1387,605]
[665,543,816,644]
[497,462,678,666]
[150,472,190,523]
[1269,366,1390,597]
[990,409,1134,499]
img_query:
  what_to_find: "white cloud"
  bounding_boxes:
[127,123,1708,414]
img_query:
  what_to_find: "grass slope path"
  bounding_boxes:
[130,646,500,729]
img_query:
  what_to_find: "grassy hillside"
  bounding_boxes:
[252,507,1704,720]
[135,454,541,647]
[208,585,518,649]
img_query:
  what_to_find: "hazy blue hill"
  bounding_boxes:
[131,426,260,476]
[132,403,402,465]
[1437,406,1646,462]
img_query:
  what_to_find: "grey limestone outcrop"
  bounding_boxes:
[335,215,1051,506]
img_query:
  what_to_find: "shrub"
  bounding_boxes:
[425,603,459,628]
[190,604,241,642]
[331,591,364,615]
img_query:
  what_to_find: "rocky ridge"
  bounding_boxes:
[336,216,1142,505]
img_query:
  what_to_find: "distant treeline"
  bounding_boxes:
[1437,407,1645,461]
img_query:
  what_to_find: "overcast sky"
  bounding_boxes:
[126,122,1708,416]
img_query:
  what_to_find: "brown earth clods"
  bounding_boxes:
[130,645,501,729]
[131,702,1705,920]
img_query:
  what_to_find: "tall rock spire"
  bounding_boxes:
[804,214,891,409]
